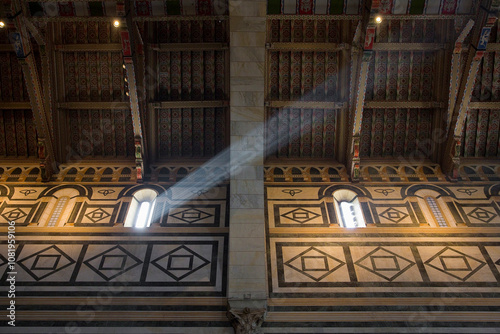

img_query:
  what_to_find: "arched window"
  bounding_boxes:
[48,196,69,227]
[413,189,455,227]
[425,197,447,227]
[332,190,366,228]
[124,189,158,228]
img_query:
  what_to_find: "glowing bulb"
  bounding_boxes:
[375,16,382,24]
[0,22,5,29]
[113,20,120,28]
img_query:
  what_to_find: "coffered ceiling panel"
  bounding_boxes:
[461,109,500,158]
[0,110,38,158]
[68,109,135,159]
[266,107,336,159]
[366,50,435,101]
[267,0,475,15]
[269,51,339,101]
[269,19,357,43]
[360,108,433,158]
[62,51,126,102]
[153,20,227,43]
[61,22,121,44]
[376,19,437,43]
[0,52,29,102]
[157,50,226,101]
[156,107,226,159]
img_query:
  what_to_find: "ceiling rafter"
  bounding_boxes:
[347,0,377,182]
[9,0,56,180]
[121,0,148,182]
[442,0,498,180]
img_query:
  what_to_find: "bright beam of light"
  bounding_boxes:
[146,59,344,225]
[135,201,150,228]
[340,202,357,228]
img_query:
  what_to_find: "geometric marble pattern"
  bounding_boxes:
[17,245,76,281]
[0,204,38,226]
[277,205,326,226]
[457,203,500,226]
[278,244,350,285]
[269,238,500,296]
[354,246,416,281]
[150,245,210,281]
[8,235,226,296]
[371,203,418,226]
[76,203,119,226]
[284,246,345,282]
[423,247,487,282]
[83,245,143,281]
[166,206,217,226]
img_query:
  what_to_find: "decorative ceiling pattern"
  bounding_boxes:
[61,22,121,44]
[360,108,433,158]
[266,107,336,159]
[28,1,117,17]
[267,0,475,15]
[0,52,28,102]
[366,50,435,101]
[472,24,500,102]
[27,0,228,17]
[267,0,361,15]
[152,20,227,43]
[269,51,340,101]
[156,107,226,159]
[461,109,500,157]
[268,19,357,43]
[62,51,126,102]
[157,50,226,101]
[375,19,437,43]
[68,109,135,158]
[135,0,228,16]
[0,110,38,158]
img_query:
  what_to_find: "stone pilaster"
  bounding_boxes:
[228,0,267,303]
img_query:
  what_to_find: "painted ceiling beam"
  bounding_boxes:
[442,0,498,180]
[121,0,148,182]
[468,101,500,108]
[151,43,228,51]
[371,43,447,51]
[54,44,123,52]
[150,101,229,109]
[266,43,347,52]
[0,102,33,110]
[444,19,475,135]
[58,102,131,110]
[9,0,56,181]
[347,0,379,182]
[364,101,445,109]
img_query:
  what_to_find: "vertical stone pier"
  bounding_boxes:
[228,0,268,328]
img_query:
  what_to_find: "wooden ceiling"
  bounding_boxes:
[0,0,498,182]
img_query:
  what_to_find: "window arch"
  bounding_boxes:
[124,189,158,228]
[414,189,455,227]
[425,197,447,227]
[332,190,366,228]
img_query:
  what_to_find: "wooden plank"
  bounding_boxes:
[59,102,130,109]
[365,101,443,109]
[55,43,122,52]
[267,100,345,109]
[150,101,229,109]
[0,102,32,109]
[372,43,446,51]
[268,42,346,51]
[151,43,228,51]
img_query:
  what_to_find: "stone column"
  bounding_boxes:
[228,0,267,323]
